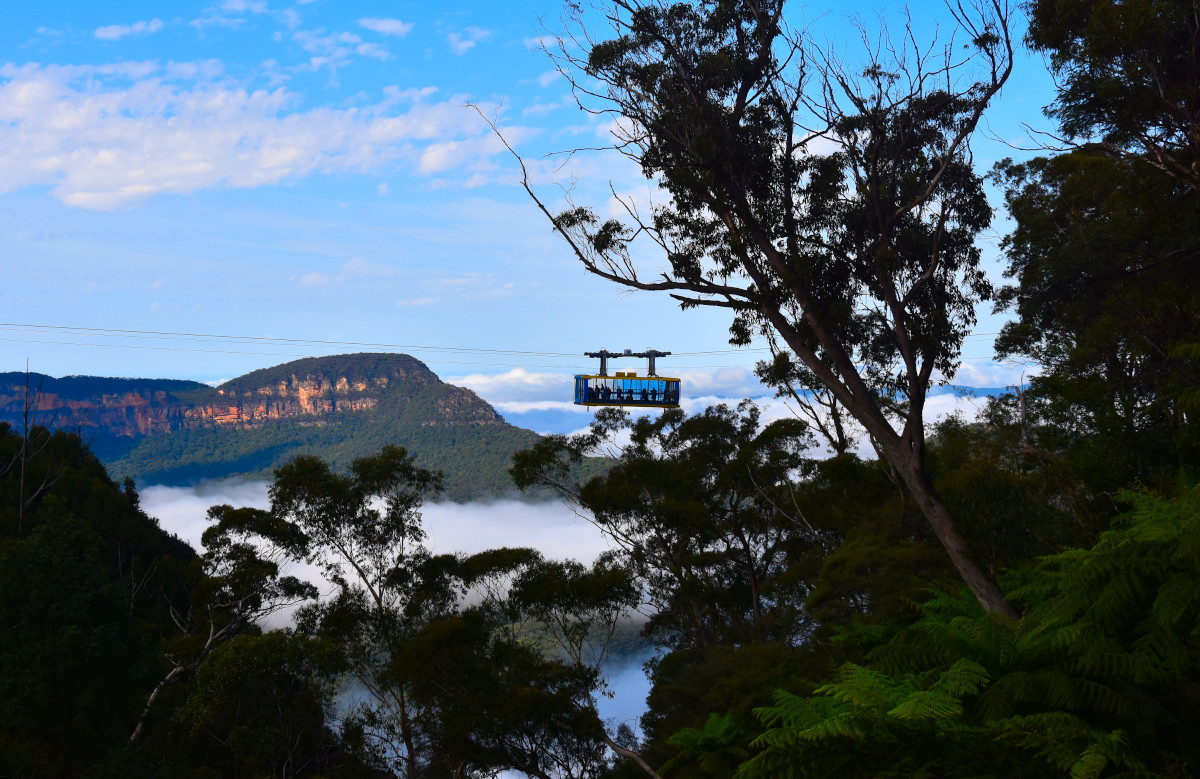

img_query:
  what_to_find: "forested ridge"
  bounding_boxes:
[3,0,1200,776]
[1,353,544,501]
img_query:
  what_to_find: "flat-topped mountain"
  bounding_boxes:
[0,354,539,500]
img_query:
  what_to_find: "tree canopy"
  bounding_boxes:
[513,0,1018,615]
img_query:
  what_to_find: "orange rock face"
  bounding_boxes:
[5,372,398,437]
[0,354,505,441]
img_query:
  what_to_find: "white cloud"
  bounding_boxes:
[447,27,491,55]
[451,368,575,403]
[95,18,163,41]
[190,1,266,30]
[674,367,770,398]
[396,297,437,307]
[376,181,389,195]
[925,392,989,424]
[359,17,413,37]
[384,85,439,101]
[536,70,562,87]
[942,359,1038,388]
[190,13,246,30]
[356,42,390,60]
[0,62,521,209]
[417,131,522,176]
[523,35,558,51]
[300,272,332,285]
[342,256,398,276]
[140,485,621,629]
[422,500,614,561]
[277,8,301,29]
[433,273,487,287]
[290,28,395,70]
[221,0,268,12]
[523,101,563,117]
[453,363,1017,417]
[292,29,361,71]
[141,480,273,551]
[295,29,362,49]
[495,399,592,415]
[450,366,771,408]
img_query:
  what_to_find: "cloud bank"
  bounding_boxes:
[0,62,525,209]
[142,482,614,564]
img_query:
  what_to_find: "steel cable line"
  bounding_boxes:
[0,337,775,370]
[0,322,1001,357]
[0,322,1009,371]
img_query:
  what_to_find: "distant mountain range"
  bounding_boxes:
[0,354,543,500]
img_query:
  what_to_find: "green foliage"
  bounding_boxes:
[926,415,1095,571]
[1025,0,1200,189]
[174,631,342,776]
[663,714,749,777]
[516,407,956,775]
[992,150,1200,489]
[0,424,202,776]
[391,552,636,778]
[0,507,157,776]
[993,0,1200,494]
[577,0,1000,391]
[736,484,1200,778]
[554,0,1021,618]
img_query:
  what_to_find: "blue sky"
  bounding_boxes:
[1,0,1055,432]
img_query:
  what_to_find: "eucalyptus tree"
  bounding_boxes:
[396,549,640,778]
[209,445,639,778]
[510,0,1017,615]
[270,445,446,776]
[513,403,822,651]
[174,631,343,777]
[1025,0,1200,192]
[991,0,1200,486]
[130,501,318,744]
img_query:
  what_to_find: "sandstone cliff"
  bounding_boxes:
[0,354,536,500]
[0,354,504,437]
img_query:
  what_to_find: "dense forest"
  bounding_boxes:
[2,0,1199,776]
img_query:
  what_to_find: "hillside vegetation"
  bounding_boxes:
[1,353,543,500]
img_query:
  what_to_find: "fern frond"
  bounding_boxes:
[932,658,990,698]
[886,689,963,721]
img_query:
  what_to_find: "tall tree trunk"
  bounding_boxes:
[772,312,1018,618]
[886,445,1018,618]
[603,732,665,779]
[397,685,418,778]
[130,664,189,743]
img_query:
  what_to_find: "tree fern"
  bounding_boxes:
[730,484,1200,778]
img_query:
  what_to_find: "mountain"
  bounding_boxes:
[0,354,541,500]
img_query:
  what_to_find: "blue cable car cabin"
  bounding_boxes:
[574,348,681,409]
[574,372,681,408]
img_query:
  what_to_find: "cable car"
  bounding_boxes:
[573,348,681,409]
